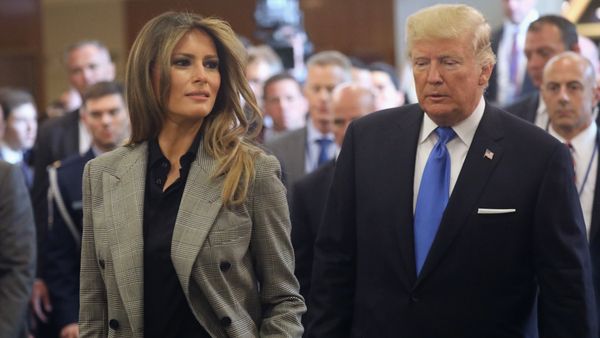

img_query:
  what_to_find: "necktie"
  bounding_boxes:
[509,28,520,95]
[566,142,576,182]
[316,138,333,167]
[414,127,456,275]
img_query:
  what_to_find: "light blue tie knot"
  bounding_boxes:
[413,127,456,275]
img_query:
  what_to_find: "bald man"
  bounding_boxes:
[290,84,375,311]
[542,52,600,334]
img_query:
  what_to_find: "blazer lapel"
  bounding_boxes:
[105,143,147,331]
[416,105,504,285]
[588,129,600,243]
[387,106,423,287]
[171,143,223,294]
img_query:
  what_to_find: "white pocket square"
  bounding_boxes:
[477,208,516,214]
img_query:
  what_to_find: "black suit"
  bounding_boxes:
[41,149,93,331]
[486,27,535,104]
[290,159,335,304]
[308,103,597,337]
[589,130,600,337]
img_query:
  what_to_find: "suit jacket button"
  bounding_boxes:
[220,316,232,327]
[219,261,231,272]
[109,319,119,330]
[99,259,105,269]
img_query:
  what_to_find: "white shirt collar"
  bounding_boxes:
[549,120,597,154]
[503,10,539,34]
[420,96,486,147]
[0,143,23,164]
[306,117,334,143]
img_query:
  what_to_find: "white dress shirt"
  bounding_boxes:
[0,143,23,164]
[549,121,598,238]
[414,97,485,212]
[533,96,549,130]
[305,119,337,173]
[79,116,92,155]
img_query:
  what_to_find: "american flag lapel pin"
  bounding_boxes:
[484,149,494,160]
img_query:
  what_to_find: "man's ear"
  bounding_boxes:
[479,63,493,86]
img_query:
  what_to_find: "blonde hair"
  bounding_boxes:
[126,11,263,207]
[406,4,496,67]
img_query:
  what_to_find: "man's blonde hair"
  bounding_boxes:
[406,4,496,67]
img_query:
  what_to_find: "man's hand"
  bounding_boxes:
[30,279,52,322]
[60,323,79,338]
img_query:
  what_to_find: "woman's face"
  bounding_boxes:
[155,29,221,125]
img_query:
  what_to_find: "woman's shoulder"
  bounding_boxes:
[86,143,147,175]
[251,146,281,180]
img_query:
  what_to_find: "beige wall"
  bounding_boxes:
[42,0,126,107]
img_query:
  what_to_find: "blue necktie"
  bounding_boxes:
[414,127,456,275]
[316,138,333,167]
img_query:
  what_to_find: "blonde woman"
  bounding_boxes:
[79,12,305,338]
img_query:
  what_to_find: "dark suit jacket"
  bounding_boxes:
[290,159,335,305]
[31,108,80,272]
[589,129,600,337]
[308,103,597,338]
[42,149,94,330]
[0,161,36,338]
[486,27,535,104]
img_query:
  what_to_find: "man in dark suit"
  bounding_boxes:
[541,51,600,335]
[291,83,375,310]
[486,0,537,106]
[504,15,580,128]
[265,51,352,197]
[41,81,129,338]
[308,4,597,337]
[30,40,115,336]
[0,153,36,338]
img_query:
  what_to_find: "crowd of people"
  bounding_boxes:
[3,0,600,337]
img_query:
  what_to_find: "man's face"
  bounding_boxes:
[4,103,37,151]
[304,64,348,128]
[371,70,404,110]
[411,36,492,126]
[525,24,567,88]
[542,57,597,137]
[246,60,271,105]
[263,78,307,132]
[81,93,129,152]
[501,0,536,24]
[67,44,115,95]
[332,91,374,146]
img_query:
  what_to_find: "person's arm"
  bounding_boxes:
[306,124,357,338]
[43,184,80,332]
[79,162,108,337]
[534,143,598,337]
[289,181,314,303]
[251,153,306,337]
[0,163,36,337]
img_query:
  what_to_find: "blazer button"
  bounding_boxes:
[109,319,119,330]
[220,316,232,327]
[219,261,231,272]
[98,259,105,269]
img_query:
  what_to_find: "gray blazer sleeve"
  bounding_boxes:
[0,162,36,338]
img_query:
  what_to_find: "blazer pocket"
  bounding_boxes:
[208,221,252,247]
[477,208,516,215]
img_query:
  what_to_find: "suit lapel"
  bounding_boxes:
[105,143,147,331]
[387,106,423,287]
[588,129,600,243]
[416,105,505,285]
[171,143,223,295]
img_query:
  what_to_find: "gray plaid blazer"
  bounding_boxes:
[79,142,305,337]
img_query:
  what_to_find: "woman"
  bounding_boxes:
[79,12,305,338]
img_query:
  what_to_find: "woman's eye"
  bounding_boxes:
[173,58,191,67]
[204,59,219,69]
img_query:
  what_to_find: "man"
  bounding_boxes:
[541,52,600,332]
[504,15,580,128]
[291,83,375,309]
[0,101,36,338]
[486,0,538,105]
[265,50,351,196]
[0,87,38,189]
[369,62,405,110]
[262,73,308,142]
[41,81,129,338]
[30,40,115,337]
[308,4,596,337]
[245,44,283,109]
